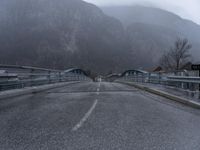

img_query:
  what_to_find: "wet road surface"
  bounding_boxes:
[0,82,200,150]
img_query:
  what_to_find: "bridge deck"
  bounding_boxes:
[0,82,200,150]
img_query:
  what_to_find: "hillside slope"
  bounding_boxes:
[102,5,200,63]
[0,0,131,74]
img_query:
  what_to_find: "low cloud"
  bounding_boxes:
[84,0,200,24]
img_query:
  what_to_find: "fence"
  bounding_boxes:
[0,65,90,91]
[119,72,200,92]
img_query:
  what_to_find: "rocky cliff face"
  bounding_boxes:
[1,1,200,73]
[0,0,131,74]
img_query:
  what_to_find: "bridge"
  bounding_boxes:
[0,65,200,149]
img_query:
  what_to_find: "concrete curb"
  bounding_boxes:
[118,81,200,109]
[0,81,81,100]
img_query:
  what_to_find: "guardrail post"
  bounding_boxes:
[148,73,151,83]
[199,70,200,93]
[30,69,34,86]
[142,74,144,83]
[158,73,161,84]
[48,71,51,84]
[59,72,62,82]
[20,79,24,89]
[136,74,138,83]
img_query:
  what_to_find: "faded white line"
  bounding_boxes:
[96,81,101,95]
[99,81,101,87]
[72,99,98,131]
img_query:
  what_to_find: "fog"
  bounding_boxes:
[84,0,200,24]
[0,0,199,73]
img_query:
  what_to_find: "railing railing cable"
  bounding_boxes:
[0,65,90,91]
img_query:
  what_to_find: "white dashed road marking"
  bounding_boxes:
[72,82,101,131]
[72,99,98,131]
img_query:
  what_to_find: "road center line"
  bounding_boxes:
[96,81,101,95]
[72,99,98,131]
[98,81,101,88]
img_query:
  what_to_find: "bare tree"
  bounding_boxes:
[160,51,173,70]
[160,38,192,71]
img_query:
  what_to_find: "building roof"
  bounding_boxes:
[153,66,163,72]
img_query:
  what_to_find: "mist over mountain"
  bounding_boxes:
[0,1,200,74]
[103,5,200,64]
[0,0,132,74]
[126,23,178,67]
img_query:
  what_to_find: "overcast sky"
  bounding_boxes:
[84,0,200,24]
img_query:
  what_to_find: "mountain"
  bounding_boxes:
[1,2,200,73]
[102,6,200,65]
[0,0,132,74]
[126,23,179,67]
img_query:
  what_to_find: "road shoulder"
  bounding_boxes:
[117,81,200,109]
[0,81,81,100]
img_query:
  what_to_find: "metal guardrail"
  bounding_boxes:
[0,65,90,91]
[166,76,200,84]
[118,73,200,92]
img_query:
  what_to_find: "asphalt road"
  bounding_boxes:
[0,82,200,150]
